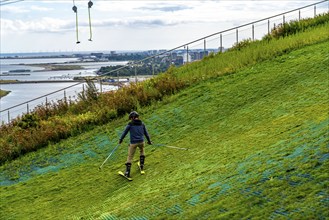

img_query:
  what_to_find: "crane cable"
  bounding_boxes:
[88,0,93,41]
[72,0,80,44]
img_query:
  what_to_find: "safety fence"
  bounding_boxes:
[0,0,328,124]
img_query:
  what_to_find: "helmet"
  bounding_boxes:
[129,111,139,119]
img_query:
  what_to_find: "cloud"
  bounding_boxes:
[1,4,54,14]
[0,5,29,13]
[0,17,186,35]
[89,17,190,29]
[94,1,195,13]
[1,14,194,35]
[30,5,53,12]
[137,4,193,12]
[1,18,73,34]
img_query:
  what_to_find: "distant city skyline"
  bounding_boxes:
[0,0,326,53]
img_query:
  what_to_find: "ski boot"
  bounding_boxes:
[124,163,131,178]
[139,155,145,171]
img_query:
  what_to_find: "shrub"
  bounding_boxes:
[229,38,254,51]
[77,78,99,104]
[16,114,39,129]
[263,13,329,40]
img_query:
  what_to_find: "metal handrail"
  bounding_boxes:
[1,0,328,116]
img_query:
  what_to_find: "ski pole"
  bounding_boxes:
[99,144,120,170]
[155,144,189,151]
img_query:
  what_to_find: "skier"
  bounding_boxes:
[119,111,152,178]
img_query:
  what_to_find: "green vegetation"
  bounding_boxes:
[50,64,83,71]
[0,89,10,98]
[0,90,9,97]
[0,32,328,219]
[0,80,18,84]
[106,52,152,61]
[263,12,329,40]
[98,62,170,77]
[0,14,328,164]
[30,63,84,71]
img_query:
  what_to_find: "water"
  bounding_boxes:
[0,58,127,74]
[0,57,127,123]
[0,58,79,65]
[1,69,96,81]
[1,82,81,110]
[0,52,87,58]
[0,64,44,73]
[0,58,79,74]
[0,82,117,123]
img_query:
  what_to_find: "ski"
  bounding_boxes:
[137,162,145,175]
[118,171,133,181]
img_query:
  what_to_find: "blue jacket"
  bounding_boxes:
[120,119,151,144]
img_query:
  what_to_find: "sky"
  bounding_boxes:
[0,0,327,53]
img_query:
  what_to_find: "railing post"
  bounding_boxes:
[135,65,137,83]
[27,103,29,114]
[64,90,67,105]
[186,45,189,63]
[314,5,316,17]
[204,38,206,54]
[152,59,155,76]
[236,28,238,45]
[117,70,119,87]
[299,10,301,21]
[100,79,102,93]
[252,24,255,41]
[8,111,10,123]
[283,15,285,24]
[268,19,270,34]
[220,33,223,52]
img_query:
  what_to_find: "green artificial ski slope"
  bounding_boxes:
[1,38,329,219]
